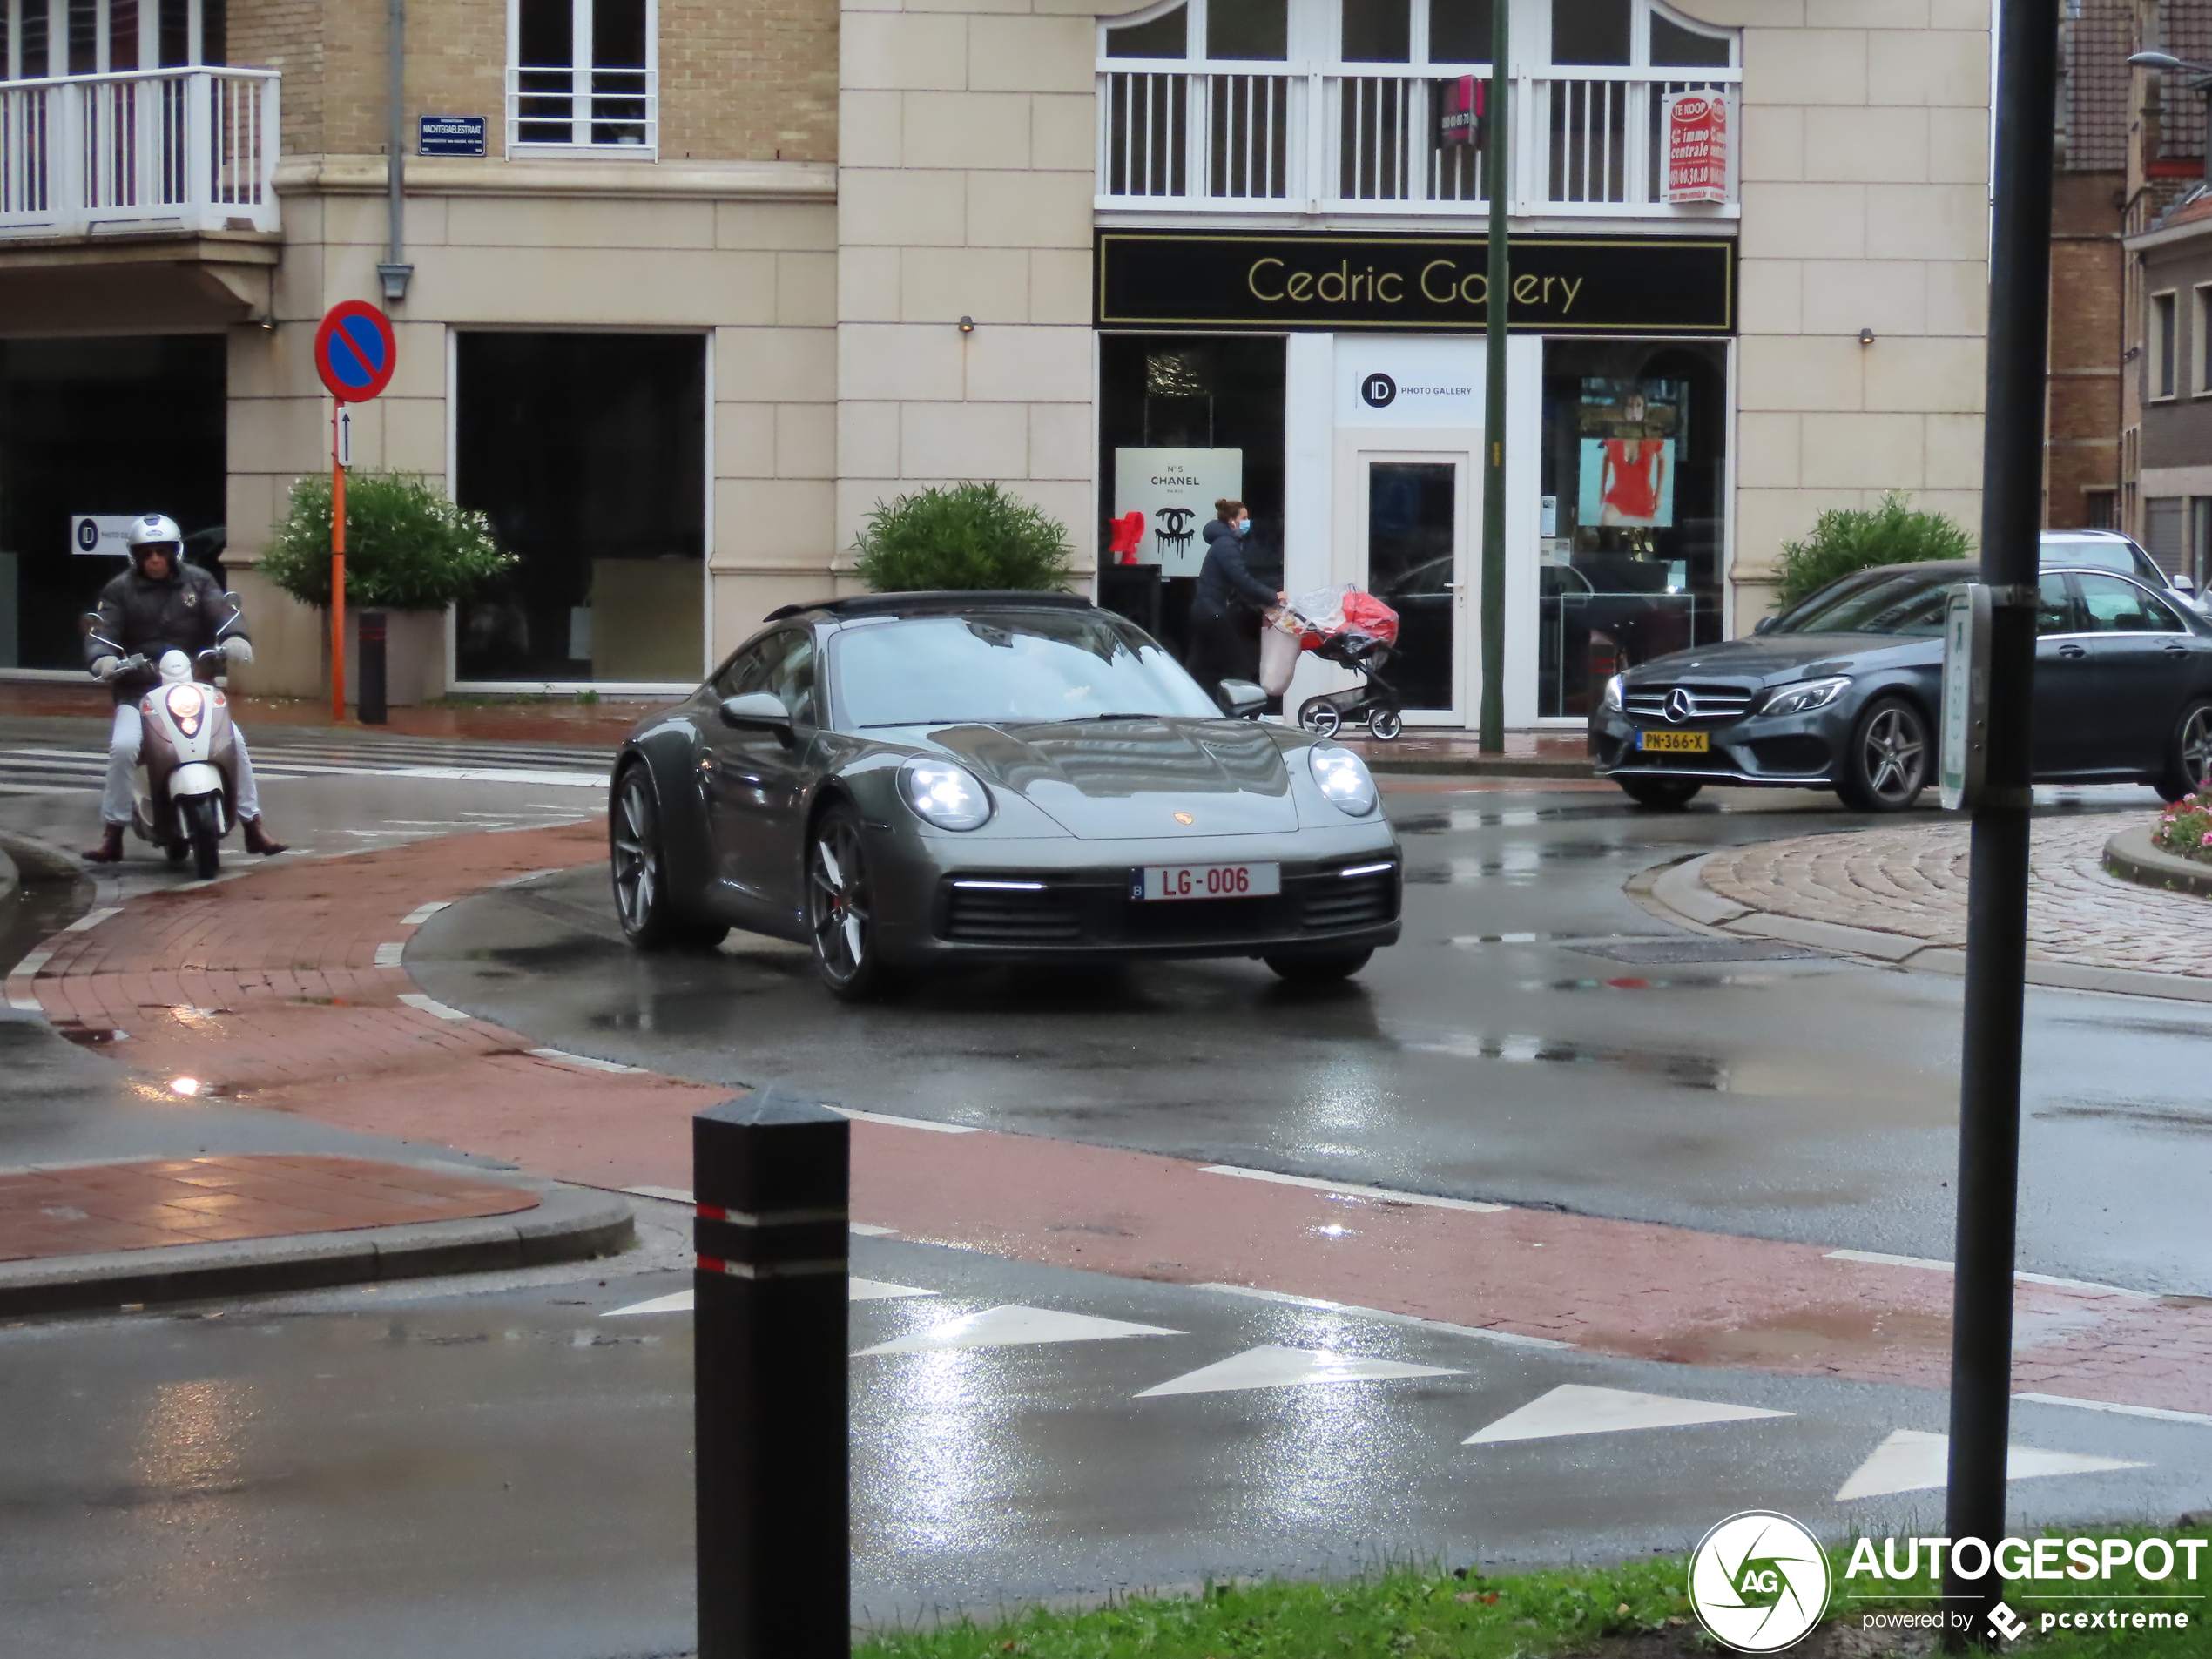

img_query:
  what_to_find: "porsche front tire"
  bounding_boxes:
[807,803,897,1001]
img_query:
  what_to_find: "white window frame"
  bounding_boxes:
[2151,287,2180,402]
[2194,282,2212,396]
[3,0,209,79]
[505,0,658,160]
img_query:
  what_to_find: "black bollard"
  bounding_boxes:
[694,1084,850,1659]
[357,610,388,725]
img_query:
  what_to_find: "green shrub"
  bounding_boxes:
[1772,493,1973,610]
[852,482,1073,593]
[259,470,515,611]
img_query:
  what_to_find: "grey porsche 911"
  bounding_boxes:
[609,591,1402,999]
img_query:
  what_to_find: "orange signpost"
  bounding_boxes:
[311,301,399,721]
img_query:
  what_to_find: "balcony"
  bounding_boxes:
[0,68,280,240]
[1096,64,1738,218]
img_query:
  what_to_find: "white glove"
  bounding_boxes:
[91,656,121,681]
[223,637,254,665]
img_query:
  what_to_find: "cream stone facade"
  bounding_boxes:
[0,0,1993,726]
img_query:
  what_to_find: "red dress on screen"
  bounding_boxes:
[1602,439,1664,522]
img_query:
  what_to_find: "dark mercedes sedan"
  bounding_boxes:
[610,591,1402,998]
[1588,559,2212,812]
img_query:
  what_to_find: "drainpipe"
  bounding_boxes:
[376,0,414,304]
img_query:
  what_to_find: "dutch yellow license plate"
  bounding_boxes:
[1638,730,1709,754]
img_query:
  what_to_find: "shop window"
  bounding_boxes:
[0,336,225,671]
[1538,340,1726,718]
[455,333,704,685]
[1096,335,1285,662]
[511,0,655,151]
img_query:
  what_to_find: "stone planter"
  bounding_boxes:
[2103,824,2212,899]
[320,607,448,708]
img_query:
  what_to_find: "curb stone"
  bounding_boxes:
[0,1178,635,1317]
[2103,823,2212,900]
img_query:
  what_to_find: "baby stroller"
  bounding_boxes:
[1278,584,1405,742]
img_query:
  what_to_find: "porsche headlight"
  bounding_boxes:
[1308,745,1378,817]
[1601,674,1624,713]
[899,758,994,831]
[1760,676,1851,718]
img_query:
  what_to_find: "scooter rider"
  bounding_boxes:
[82,515,287,864]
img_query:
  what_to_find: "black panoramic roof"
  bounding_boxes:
[763,590,1097,623]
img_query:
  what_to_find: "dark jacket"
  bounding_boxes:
[1193,519,1278,620]
[86,561,247,704]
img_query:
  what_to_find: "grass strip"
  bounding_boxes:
[858,1531,2207,1658]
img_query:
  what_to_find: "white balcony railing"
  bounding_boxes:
[505,66,658,157]
[1097,64,1738,217]
[0,68,279,240]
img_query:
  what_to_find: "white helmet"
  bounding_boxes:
[125,514,183,571]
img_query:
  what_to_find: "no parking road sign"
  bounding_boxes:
[314,300,397,403]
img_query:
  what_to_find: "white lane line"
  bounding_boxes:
[529,1047,650,1076]
[374,942,406,967]
[8,950,54,981]
[493,868,566,887]
[2014,1392,2212,1427]
[60,907,122,933]
[849,1221,899,1237]
[604,1278,936,1318]
[6,995,42,1012]
[1199,1165,1508,1214]
[1198,1282,1577,1351]
[827,1106,981,1135]
[1824,1249,2158,1300]
[401,901,452,925]
[396,992,471,1022]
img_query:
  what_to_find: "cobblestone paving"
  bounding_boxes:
[1700,812,2212,978]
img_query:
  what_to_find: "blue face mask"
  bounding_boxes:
[1235,519,1251,536]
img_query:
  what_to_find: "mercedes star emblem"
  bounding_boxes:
[1665,687,1696,724]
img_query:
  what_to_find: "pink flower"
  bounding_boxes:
[2199,832,2210,846]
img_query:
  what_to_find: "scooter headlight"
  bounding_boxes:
[1308,745,1379,817]
[165,683,205,737]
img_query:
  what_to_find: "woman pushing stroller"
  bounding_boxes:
[1184,498,1284,711]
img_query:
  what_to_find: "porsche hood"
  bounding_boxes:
[927,718,1302,839]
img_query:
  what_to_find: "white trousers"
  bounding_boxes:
[103,703,263,826]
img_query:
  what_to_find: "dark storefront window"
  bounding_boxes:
[455,332,704,684]
[1539,338,1726,718]
[1096,334,1285,658]
[0,335,226,671]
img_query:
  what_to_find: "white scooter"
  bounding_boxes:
[86,610,246,880]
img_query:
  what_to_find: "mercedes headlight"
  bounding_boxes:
[1759,676,1851,718]
[899,758,994,830]
[1601,674,1624,713]
[1308,745,1379,817]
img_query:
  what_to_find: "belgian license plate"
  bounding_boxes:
[1638,730,1709,753]
[1134,861,1281,902]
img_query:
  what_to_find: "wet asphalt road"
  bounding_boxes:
[3,1208,2202,1659]
[410,783,2212,1295]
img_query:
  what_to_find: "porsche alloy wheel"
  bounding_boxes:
[611,765,725,951]
[808,805,893,999]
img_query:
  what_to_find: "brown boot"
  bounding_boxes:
[241,817,288,856]
[83,824,125,864]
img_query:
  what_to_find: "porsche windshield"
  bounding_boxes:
[1775,567,1955,636]
[831,612,1223,728]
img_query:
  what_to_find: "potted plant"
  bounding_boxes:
[852,482,1074,592]
[257,471,515,705]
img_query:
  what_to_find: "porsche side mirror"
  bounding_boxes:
[1217,678,1268,718]
[1752,615,1778,635]
[718,691,794,739]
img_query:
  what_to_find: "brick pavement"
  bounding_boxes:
[0,1156,538,1259]
[1700,812,2212,978]
[14,814,2212,1415]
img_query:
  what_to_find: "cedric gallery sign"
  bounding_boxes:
[1096,230,1735,336]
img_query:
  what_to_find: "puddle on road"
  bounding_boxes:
[0,873,95,981]
[1399,1029,1730,1090]
[1522,974,1785,994]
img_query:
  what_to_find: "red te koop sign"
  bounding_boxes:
[1663,92,1729,204]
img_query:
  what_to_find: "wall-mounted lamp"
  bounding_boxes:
[1858,327,1876,347]
[257,315,276,333]
[958,315,975,334]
